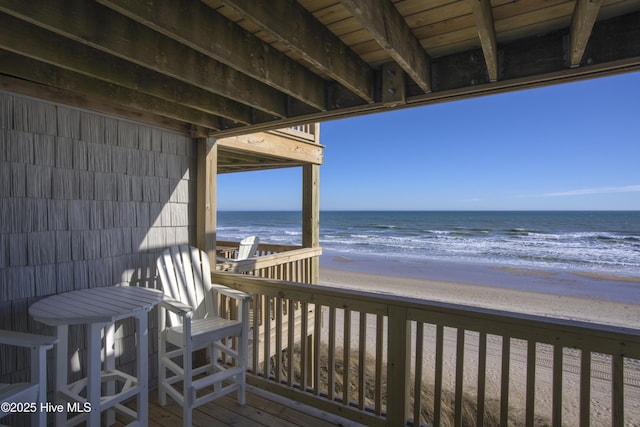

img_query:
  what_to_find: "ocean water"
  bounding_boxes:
[217,211,640,277]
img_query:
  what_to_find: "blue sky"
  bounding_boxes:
[218,71,640,211]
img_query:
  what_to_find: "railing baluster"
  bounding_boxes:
[375,314,384,416]
[434,324,444,426]
[300,301,309,390]
[526,341,536,427]
[343,309,352,406]
[313,304,322,395]
[414,322,424,426]
[477,331,487,426]
[580,350,591,426]
[275,296,283,383]
[552,345,563,426]
[501,336,511,425]
[455,328,465,427]
[251,295,260,373]
[613,353,624,427]
[263,295,272,379]
[328,306,336,402]
[288,299,295,386]
[359,312,366,410]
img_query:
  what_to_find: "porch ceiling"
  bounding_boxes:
[217,147,306,173]
[1,0,639,138]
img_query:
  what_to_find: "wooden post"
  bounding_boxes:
[302,163,320,284]
[302,162,320,389]
[386,305,410,427]
[196,137,217,263]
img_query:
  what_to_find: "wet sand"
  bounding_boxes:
[319,251,640,328]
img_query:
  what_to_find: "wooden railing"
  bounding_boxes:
[271,123,319,144]
[215,241,321,284]
[211,272,640,427]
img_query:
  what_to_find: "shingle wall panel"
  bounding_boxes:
[34,264,56,296]
[55,263,74,293]
[55,137,73,169]
[55,231,72,263]
[48,199,68,230]
[27,231,56,265]
[13,98,56,135]
[26,164,52,198]
[118,121,139,149]
[0,93,12,130]
[34,134,55,166]
[88,143,112,173]
[1,92,195,393]
[68,200,90,231]
[5,266,34,300]
[78,170,95,200]
[0,234,6,269]
[80,112,105,144]
[112,146,128,175]
[10,163,25,197]
[52,168,78,200]
[72,139,88,170]
[9,233,28,266]
[57,107,81,139]
[25,199,48,232]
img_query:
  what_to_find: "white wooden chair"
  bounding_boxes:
[216,236,260,273]
[0,330,59,427]
[235,235,259,261]
[217,235,260,262]
[156,245,252,427]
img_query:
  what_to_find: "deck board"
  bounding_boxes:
[115,385,363,427]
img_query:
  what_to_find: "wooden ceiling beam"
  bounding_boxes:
[217,0,375,103]
[0,14,253,125]
[569,0,604,67]
[0,74,193,134]
[0,0,289,118]
[97,0,327,111]
[340,0,432,93]
[470,0,499,82]
[0,50,222,130]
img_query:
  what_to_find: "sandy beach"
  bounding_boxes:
[318,252,640,426]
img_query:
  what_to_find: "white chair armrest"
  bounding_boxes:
[0,330,59,349]
[160,298,193,318]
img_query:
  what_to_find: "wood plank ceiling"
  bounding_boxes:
[1,0,639,139]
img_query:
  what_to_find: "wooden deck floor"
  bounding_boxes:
[116,385,363,427]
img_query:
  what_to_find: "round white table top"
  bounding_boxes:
[29,286,164,326]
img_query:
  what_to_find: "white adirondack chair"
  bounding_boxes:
[216,236,260,273]
[0,330,59,427]
[217,235,260,262]
[156,245,252,427]
[235,235,259,260]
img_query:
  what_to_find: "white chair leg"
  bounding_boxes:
[31,343,48,427]
[158,310,167,406]
[238,304,249,406]
[183,327,193,427]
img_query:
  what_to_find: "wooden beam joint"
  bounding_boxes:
[470,0,500,82]
[569,0,604,67]
[381,62,406,107]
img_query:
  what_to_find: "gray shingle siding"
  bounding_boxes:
[1,91,196,390]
